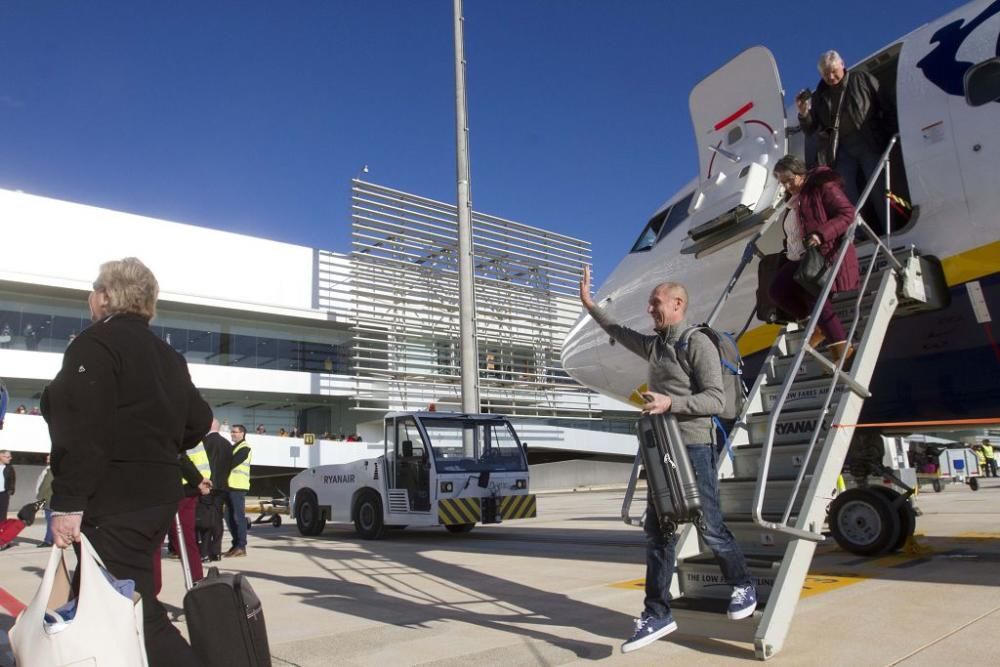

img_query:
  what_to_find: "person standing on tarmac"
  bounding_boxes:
[197,419,231,562]
[42,257,212,667]
[224,424,251,557]
[981,439,997,478]
[579,266,756,654]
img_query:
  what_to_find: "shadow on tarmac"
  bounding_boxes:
[243,534,629,660]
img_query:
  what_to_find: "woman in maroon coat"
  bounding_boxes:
[769,155,860,364]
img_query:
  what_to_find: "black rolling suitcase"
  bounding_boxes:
[183,566,272,666]
[637,412,703,535]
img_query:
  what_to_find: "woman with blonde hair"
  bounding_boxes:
[43,257,212,666]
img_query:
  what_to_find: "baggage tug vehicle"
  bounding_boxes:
[290,411,536,539]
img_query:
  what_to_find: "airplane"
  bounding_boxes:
[562,0,1000,439]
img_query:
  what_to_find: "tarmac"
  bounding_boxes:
[2,478,999,666]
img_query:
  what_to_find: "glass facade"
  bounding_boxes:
[0,290,352,374]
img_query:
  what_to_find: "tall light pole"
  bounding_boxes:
[453,0,480,415]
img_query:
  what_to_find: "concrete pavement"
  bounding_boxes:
[2,479,999,665]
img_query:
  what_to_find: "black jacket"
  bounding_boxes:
[42,313,212,516]
[1,464,14,495]
[799,69,895,164]
[202,432,233,492]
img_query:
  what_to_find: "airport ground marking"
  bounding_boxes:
[0,586,25,617]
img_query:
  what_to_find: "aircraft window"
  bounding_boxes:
[629,208,669,253]
[964,57,1000,107]
[656,193,694,241]
[726,126,743,145]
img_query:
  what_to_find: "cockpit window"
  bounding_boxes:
[630,210,668,253]
[657,193,693,242]
[629,192,695,253]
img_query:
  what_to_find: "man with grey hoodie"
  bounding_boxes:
[579,267,755,654]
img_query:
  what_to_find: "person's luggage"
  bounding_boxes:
[0,518,25,547]
[17,500,44,525]
[637,412,703,535]
[755,252,794,324]
[9,534,148,666]
[183,567,272,666]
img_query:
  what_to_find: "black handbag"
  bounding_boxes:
[17,500,44,526]
[794,245,830,295]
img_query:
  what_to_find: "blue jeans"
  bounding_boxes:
[43,508,54,545]
[225,490,247,549]
[644,444,752,618]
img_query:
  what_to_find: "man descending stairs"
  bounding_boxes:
[620,235,947,659]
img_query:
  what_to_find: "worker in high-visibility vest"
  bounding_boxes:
[155,444,211,593]
[973,445,987,476]
[224,424,252,557]
[982,439,997,478]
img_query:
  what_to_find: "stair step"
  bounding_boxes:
[765,353,835,385]
[746,408,826,446]
[718,476,811,517]
[667,597,761,642]
[725,518,818,557]
[759,376,845,413]
[679,553,781,602]
[731,442,818,479]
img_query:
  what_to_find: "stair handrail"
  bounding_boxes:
[752,135,902,537]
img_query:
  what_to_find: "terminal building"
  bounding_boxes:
[0,181,638,496]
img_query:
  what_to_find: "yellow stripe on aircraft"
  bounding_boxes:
[734,241,1000,359]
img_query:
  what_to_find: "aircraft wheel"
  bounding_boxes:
[444,523,475,534]
[969,477,980,491]
[932,479,942,493]
[295,490,326,536]
[870,487,916,552]
[354,490,386,540]
[828,488,900,556]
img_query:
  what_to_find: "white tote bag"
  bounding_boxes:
[9,534,149,667]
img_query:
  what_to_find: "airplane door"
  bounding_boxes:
[394,417,431,511]
[682,46,787,256]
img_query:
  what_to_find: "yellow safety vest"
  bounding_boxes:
[188,442,211,478]
[228,441,252,491]
[974,449,986,466]
[982,444,994,459]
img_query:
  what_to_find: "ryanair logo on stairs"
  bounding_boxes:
[499,494,537,520]
[437,497,482,525]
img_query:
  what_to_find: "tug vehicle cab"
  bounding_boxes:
[289,411,536,539]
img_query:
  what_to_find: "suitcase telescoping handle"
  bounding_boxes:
[175,512,194,591]
[661,414,702,514]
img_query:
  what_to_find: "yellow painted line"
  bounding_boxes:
[610,577,646,590]
[955,531,1000,539]
[799,574,866,598]
[609,572,866,598]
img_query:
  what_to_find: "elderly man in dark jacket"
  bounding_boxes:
[42,257,211,667]
[797,50,895,233]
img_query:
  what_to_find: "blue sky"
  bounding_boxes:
[0,0,951,282]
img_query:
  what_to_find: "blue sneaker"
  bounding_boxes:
[728,584,757,620]
[621,613,677,653]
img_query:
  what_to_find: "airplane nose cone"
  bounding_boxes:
[561,314,609,392]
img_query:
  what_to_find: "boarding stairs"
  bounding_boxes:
[620,137,947,659]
